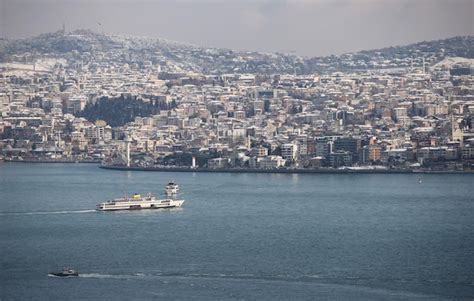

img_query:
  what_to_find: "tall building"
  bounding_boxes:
[362,145,382,163]
[281,143,297,160]
[334,137,361,162]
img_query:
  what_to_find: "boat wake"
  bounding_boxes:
[79,273,146,280]
[76,271,321,282]
[48,274,77,278]
[56,271,473,291]
[0,210,96,216]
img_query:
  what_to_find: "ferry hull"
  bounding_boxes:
[96,200,184,211]
[97,205,181,212]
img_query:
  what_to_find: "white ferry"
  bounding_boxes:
[165,182,179,196]
[97,193,184,211]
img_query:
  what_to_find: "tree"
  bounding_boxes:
[290,105,299,115]
[246,106,255,118]
[170,100,177,110]
[264,99,271,112]
[77,95,158,127]
[271,146,282,156]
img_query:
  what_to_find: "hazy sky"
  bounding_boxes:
[1,0,472,56]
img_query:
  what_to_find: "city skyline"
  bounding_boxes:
[1,0,473,57]
[1,1,473,299]
[1,30,472,171]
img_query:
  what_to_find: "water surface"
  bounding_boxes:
[0,163,473,300]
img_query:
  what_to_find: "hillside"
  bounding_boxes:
[1,30,472,74]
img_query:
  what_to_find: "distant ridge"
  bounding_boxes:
[0,30,472,74]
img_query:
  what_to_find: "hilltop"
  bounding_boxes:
[0,30,472,74]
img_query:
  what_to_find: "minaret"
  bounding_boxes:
[50,118,55,144]
[451,114,456,142]
[192,156,196,169]
[124,135,131,167]
[56,131,62,148]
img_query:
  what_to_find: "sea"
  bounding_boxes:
[0,163,473,300]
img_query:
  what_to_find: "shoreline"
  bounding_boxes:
[3,160,473,174]
[98,165,474,174]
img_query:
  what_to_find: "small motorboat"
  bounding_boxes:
[49,267,79,277]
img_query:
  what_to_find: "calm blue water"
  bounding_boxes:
[0,163,473,300]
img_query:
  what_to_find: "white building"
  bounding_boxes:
[281,143,298,160]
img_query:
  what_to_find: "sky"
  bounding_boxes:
[0,0,472,57]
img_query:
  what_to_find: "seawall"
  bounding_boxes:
[98,165,474,174]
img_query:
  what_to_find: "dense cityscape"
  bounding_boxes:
[1,30,473,172]
[1,0,474,299]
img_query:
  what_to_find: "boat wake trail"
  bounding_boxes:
[79,273,146,280]
[48,274,77,278]
[0,210,96,216]
[77,272,322,283]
